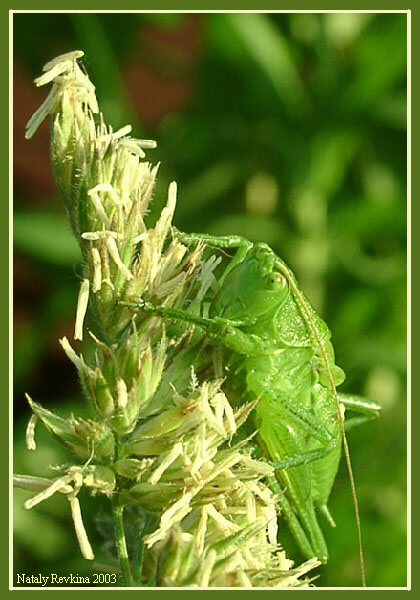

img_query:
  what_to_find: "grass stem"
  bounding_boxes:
[112,499,133,587]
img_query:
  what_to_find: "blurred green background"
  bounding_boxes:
[13,12,407,587]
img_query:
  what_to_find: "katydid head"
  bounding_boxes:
[216,243,289,320]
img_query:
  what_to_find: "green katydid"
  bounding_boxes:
[122,231,380,585]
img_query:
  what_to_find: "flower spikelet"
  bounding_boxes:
[15,50,319,588]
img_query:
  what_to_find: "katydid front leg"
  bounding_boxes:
[121,299,268,357]
[173,229,252,284]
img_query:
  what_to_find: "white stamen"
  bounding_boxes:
[113,124,132,139]
[105,237,133,280]
[265,507,278,546]
[25,415,38,451]
[247,481,272,505]
[91,247,102,292]
[195,506,208,555]
[25,87,57,139]
[88,90,99,114]
[43,50,84,71]
[88,183,121,206]
[153,181,177,250]
[134,139,157,149]
[97,125,132,144]
[59,337,82,369]
[211,392,224,424]
[147,442,183,485]
[26,51,97,140]
[199,549,217,587]
[202,453,242,486]
[68,495,95,560]
[74,279,90,340]
[82,230,121,241]
[13,474,72,494]
[161,492,193,529]
[73,63,96,91]
[206,503,239,534]
[120,139,146,158]
[132,232,148,244]
[87,189,111,228]
[88,116,97,142]
[24,475,72,509]
[145,492,193,548]
[72,470,84,496]
[34,60,72,87]
[167,181,177,213]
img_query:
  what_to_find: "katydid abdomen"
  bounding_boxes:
[236,341,341,562]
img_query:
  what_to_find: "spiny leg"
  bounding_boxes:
[268,473,328,563]
[173,229,253,283]
[317,396,370,538]
[267,475,317,560]
[268,395,333,447]
[339,393,381,431]
[120,299,267,356]
[173,229,252,251]
[262,419,333,562]
[270,442,335,472]
[262,404,337,558]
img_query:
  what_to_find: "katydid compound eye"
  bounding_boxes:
[268,273,287,290]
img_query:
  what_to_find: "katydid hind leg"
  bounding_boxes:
[309,383,342,524]
[266,393,334,447]
[267,476,316,560]
[268,473,329,564]
[270,442,335,472]
[260,415,329,563]
[277,473,329,563]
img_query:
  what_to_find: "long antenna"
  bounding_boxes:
[276,261,366,587]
